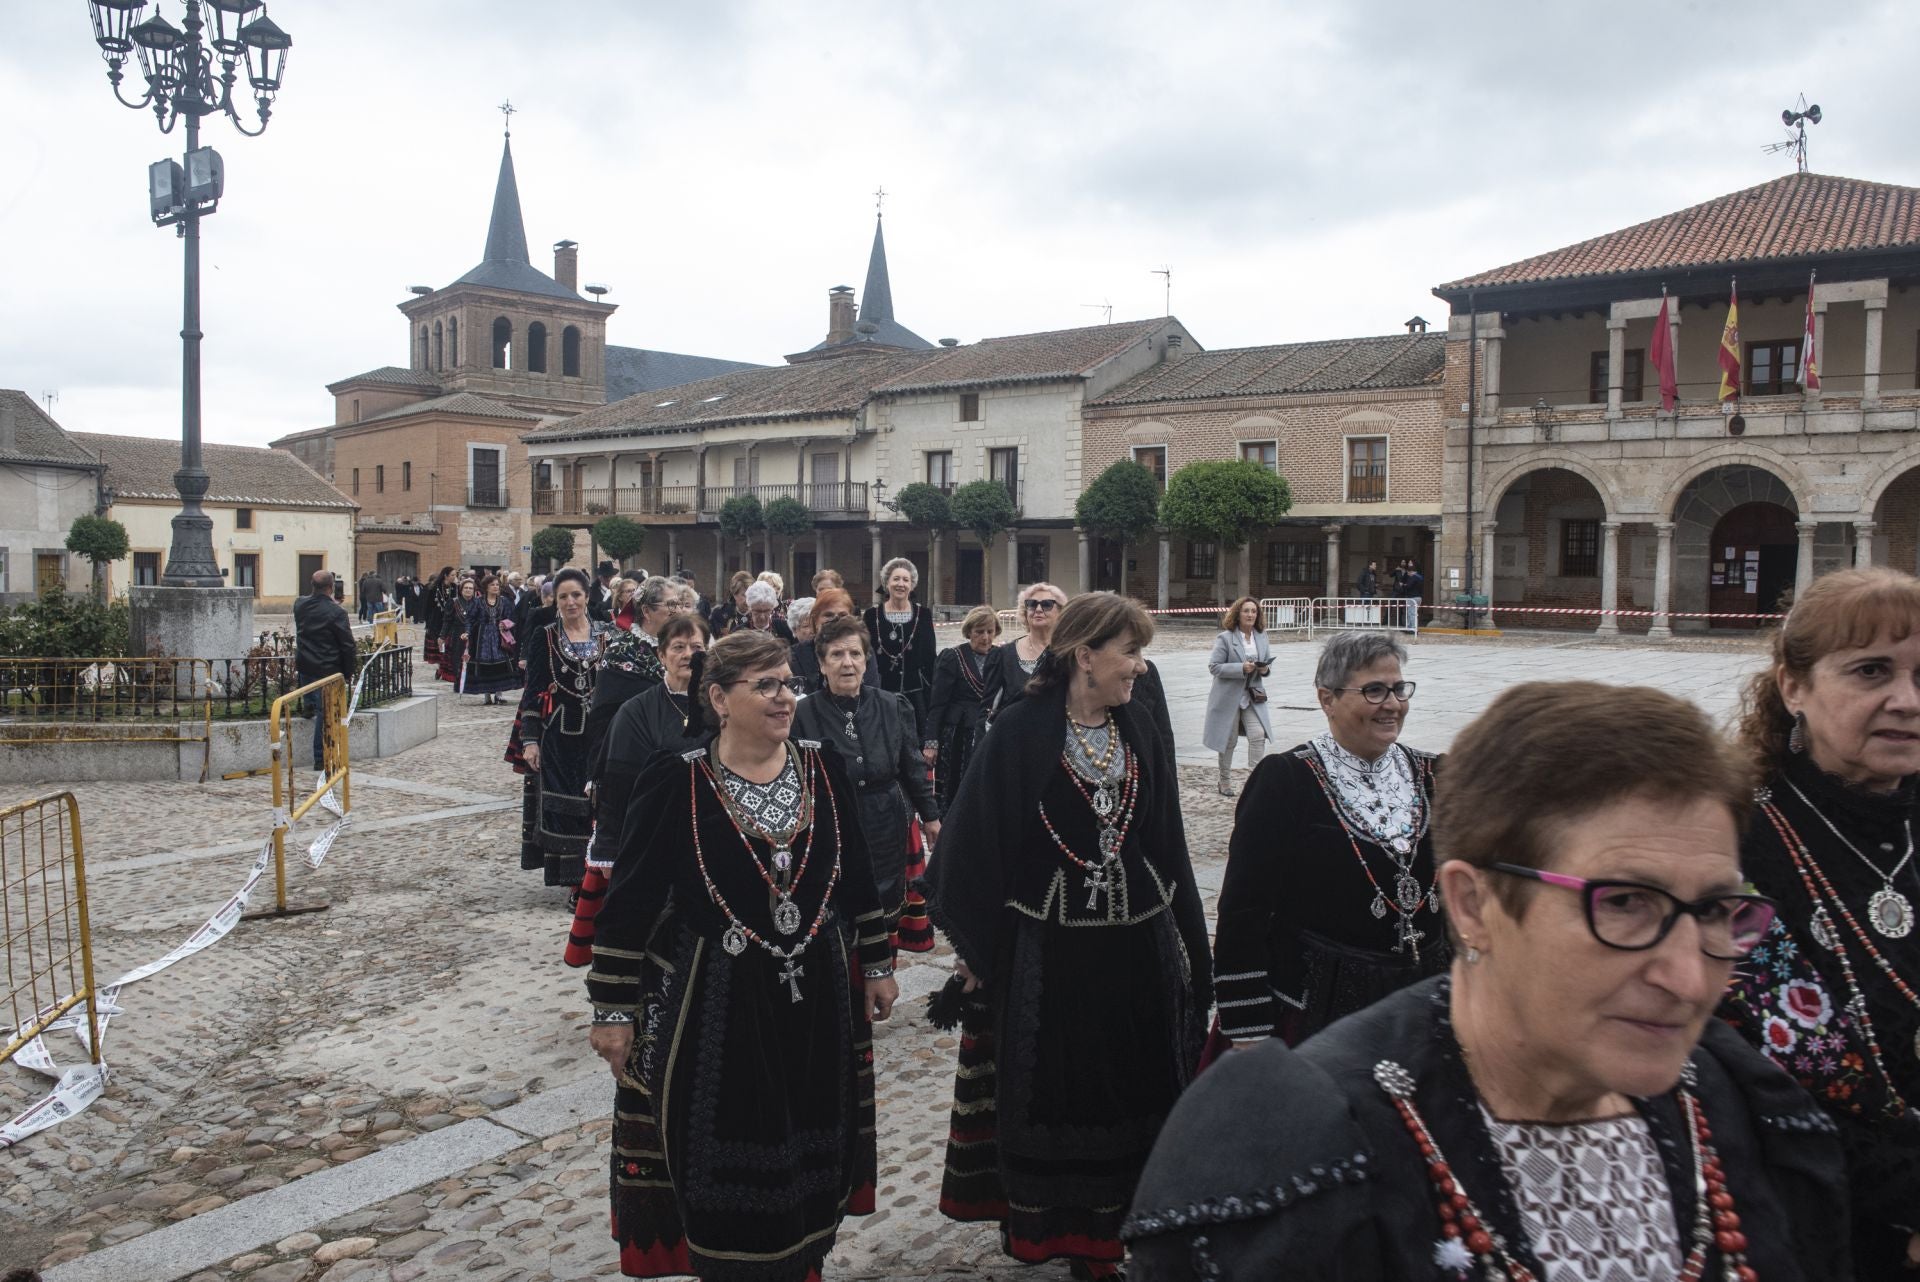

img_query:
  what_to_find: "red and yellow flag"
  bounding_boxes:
[1717,282,1742,403]
[1802,271,1821,392]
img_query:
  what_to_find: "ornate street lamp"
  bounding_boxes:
[1531,397,1557,442]
[86,0,291,587]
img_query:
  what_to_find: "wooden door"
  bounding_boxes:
[1708,502,1796,626]
[955,547,983,605]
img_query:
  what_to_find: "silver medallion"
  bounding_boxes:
[773,896,803,936]
[574,673,590,693]
[772,846,793,874]
[1091,784,1117,818]
[721,924,748,956]
[1370,891,1388,920]
[1428,883,1443,915]
[1870,888,1915,939]
[1395,872,1422,912]
[1098,826,1121,858]
[1390,835,1413,856]
[1808,906,1838,951]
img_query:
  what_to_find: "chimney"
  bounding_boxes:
[826,285,856,344]
[553,239,579,292]
[1405,315,1430,334]
[1165,332,1184,360]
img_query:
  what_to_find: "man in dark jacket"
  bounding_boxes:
[293,570,357,772]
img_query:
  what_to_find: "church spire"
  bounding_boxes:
[856,213,894,326]
[482,136,531,266]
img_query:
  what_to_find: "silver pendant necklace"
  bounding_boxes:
[1787,780,1917,939]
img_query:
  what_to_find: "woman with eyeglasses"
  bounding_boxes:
[1211,630,1444,1052]
[926,592,1210,1280]
[1128,682,1850,1282]
[993,581,1068,699]
[1719,567,1920,1280]
[586,629,896,1282]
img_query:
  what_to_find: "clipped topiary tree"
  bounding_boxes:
[65,514,130,602]
[531,525,577,573]
[592,515,646,570]
[718,493,765,569]
[951,479,1018,605]
[893,482,953,604]
[1158,459,1292,605]
[1074,460,1161,594]
[763,496,814,586]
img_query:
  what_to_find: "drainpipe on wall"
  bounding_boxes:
[1464,293,1478,630]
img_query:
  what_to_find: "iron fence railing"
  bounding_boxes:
[0,647,412,729]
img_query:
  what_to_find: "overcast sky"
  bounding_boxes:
[6,0,1918,448]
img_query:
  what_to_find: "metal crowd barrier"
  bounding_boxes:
[1258,597,1313,636]
[248,673,349,920]
[1309,596,1421,637]
[0,792,101,1070]
[371,608,403,647]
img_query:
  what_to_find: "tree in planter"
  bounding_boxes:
[763,496,814,587]
[1158,459,1292,606]
[65,514,130,602]
[1074,460,1161,595]
[593,515,646,572]
[718,494,765,572]
[950,479,1018,606]
[531,525,577,574]
[893,482,953,604]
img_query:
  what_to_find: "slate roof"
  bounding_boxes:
[810,216,933,352]
[525,348,943,444]
[1437,173,1920,293]
[878,319,1167,393]
[76,432,356,509]
[451,139,582,302]
[325,365,443,393]
[0,390,100,468]
[357,392,545,425]
[605,346,765,402]
[1092,333,1445,407]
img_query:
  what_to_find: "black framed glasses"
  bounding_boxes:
[1024,599,1061,613]
[1329,680,1416,704]
[731,676,807,699]
[1489,863,1776,960]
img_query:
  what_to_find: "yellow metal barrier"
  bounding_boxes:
[246,673,349,920]
[372,608,402,647]
[0,792,101,1069]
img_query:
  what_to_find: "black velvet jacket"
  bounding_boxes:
[1125,977,1852,1281]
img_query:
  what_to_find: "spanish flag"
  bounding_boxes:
[1717,281,1742,403]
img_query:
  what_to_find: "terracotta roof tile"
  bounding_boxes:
[877,319,1166,392]
[1437,173,1920,292]
[0,390,98,468]
[1092,334,1444,406]
[324,365,443,393]
[77,432,356,509]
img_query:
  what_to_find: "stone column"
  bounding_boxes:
[927,531,941,610]
[1323,524,1343,599]
[1855,519,1877,569]
[1864,298,1887,406]
[817,528,832,578]
[1157,534,1170,611]
[1482,330,1504,418]
[694,446,708,515]
[1077,532,1091,594]
[869,524,882,597]
[1596,521,1621,636]
[1650,522,1675,639]
[667,529,678,575]
[712,529,724,590]
[1479,521,1497,602]
[1005,534,1020,609]
[1605,319,1626,416]
[1796,520,1819,602]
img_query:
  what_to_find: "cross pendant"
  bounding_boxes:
[1084,873,1107,911]
[1392,919,1424,960]
[778,958,805,1003]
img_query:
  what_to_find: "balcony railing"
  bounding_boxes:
[1348,467,1387,503]
[532,481,871,521]
[466,485,507,510]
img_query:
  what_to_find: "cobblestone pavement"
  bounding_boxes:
[3,629,1769,1280]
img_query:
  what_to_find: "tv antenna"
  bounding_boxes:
[42,391,58,412]
[1150,265,1171,317]
[1763,95,1821,173]
[1081,300,1114,325]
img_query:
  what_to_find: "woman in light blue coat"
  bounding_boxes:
[1202,597,1272,795]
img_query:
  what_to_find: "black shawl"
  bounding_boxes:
[1125,976,1852,1281]
[925,679,1210,1005]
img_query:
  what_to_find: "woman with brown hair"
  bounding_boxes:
[927,605,1005,815]
[1720,566,1920,1279]
[708,570,754,636]
[927,591,1209,1280]
[1202,596,1272,796]
[587,629,896,1281]
[508,568,610,892]
[1128,681,1847,1281]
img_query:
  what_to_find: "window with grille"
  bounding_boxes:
[1266,541,1325,585]
[1745,340,1801,396]
[1018,541,1047,583]
[1185,541,1217,580]
[1589,349,1646,403]
[1561,519,1600,577]
[1132,446,1167,492]
[1240,440,1277,473]
[133,551,161,587]
[959,393,981,422]
[1347,438,1387,502]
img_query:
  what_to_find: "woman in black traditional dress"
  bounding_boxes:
[586,629,898,1281]
[926,591,1210,1280]
[508,568,610,892]
[927,605,1004,816]
[1211,629,1445,1054]
[990,581,1066,702]
[1719,567,1920,1280]
[865,557,936,737]
[1128,681,1848,1281]
[422,566,455,665]
[436,577,475,684]
[584,575,679,767]
[794,614,940,941]
[464,574,522,704]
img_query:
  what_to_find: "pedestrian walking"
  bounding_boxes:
[435,579,474,685]
[422,566,455,665]
[926,592,1210,1279]
[1357,559,1379,599]
[463,575,521,704]
[508,568,610,893]
[1210,630,1444,1052]
[586,630,896,1280]
[865,558,935,738]
[1203,597,1272,796]
[991,581,1066,701]
[1127,682,1844,1282]
[927,605,1004,817]
[293,569,356,776]
[1719,566,1920,1279]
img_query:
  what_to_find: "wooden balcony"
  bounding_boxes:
[532,481,872,522]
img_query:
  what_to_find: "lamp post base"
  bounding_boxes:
[130,585,254,663]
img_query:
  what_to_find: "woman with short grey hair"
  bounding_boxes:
[742,580,795,642]
[1208,629,1445,1053]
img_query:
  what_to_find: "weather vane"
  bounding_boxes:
[499,98,516,138]
[874,185,887,216]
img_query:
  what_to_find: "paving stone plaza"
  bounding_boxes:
[2,626,1772,1282]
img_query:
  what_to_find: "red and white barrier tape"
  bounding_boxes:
[1473,605,1785,622]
